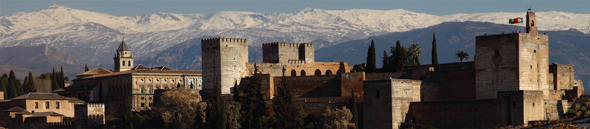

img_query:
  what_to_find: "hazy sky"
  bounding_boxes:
[1,0,589,16]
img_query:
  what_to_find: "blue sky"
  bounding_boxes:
[1,0,589,16]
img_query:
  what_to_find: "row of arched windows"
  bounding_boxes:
[122,61,131,66]
[89,115,104,119]
[289,69,343,76]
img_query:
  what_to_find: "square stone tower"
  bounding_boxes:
[262,42,314,64]
[475,11,550,99]
[201,37,249,94]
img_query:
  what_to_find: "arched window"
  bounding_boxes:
[190,83,194,89]
[147,87,152,93]
[122,61,125,66]
[326,70,332,75]
[337,70,342,75]
[531,20,535,26]
[291,70,297,76]
[140,87,144,93]
[315,69,322,76]
[128,61,131,66]
[301,70,306,76]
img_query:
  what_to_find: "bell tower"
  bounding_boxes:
[526,9,537,34]
[114,38,134,72]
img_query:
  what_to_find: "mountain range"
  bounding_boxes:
[1,4,589,66]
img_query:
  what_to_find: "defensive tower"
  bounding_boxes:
[474,11,549,99]
[201,37,249,94]
[262,42,314,64]
[114,38,134,72]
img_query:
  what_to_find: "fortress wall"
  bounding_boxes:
[407,99,507,128]
[365,72,411,80]
[544,100,567,120]
[475,34,521,99]
[262,42,314,64]
[341,72,365,98]
[549,64,575,90]
[433,69,477,101]
[363,79,421,129]
[518,33,550,98]
[273,75,341,98]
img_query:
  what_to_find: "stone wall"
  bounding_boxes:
[272,75,341,98]
[544,100,567,120]
[262,42,314,64]
[497,90,545,126]
[407,99,507,128]
[517,33,550,98]
[201,37,249,94]
[475,33,521,99]
[341,72,365,97]
[549,64,575,90]
[363,79,421,129]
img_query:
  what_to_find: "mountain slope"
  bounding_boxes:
[1,5,588,66]
[0,45,85,80]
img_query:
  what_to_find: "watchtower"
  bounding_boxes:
[262,42,314,64]
[201,37,249,94]
[474,11,549,99]
[113,38,134,72]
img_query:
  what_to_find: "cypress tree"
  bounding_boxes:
[0,74,7,99]
[85,64,89,72]
[365,40,376,73]
[7,70,23,99]
[432,32,439,65]
[51,68,59,90]
[23,71,36,93]
[393,41,409,72]
[351,90,359,129]
[273,67,305,129]
[234,81,240,102]
[213,80,226,129]
[243,64,268,129]
[382,50,390,72]
[59,67,65,88]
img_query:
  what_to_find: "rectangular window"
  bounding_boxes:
[141,103,145,107]
[35,102,38,109]
[56,102,60,109]
[494,50,499,56]
[45,101,50,109]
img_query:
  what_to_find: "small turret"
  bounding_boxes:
[113,38,134,72]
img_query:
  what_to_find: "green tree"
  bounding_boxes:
[51,68,59,90]
[23,71,36,93]
[432,32,439,65]
[365,40,376,73]
[408,43,422,66]
[243,64,268,129]
[59,67,65,88]
[7,70,23,99]
[234,81,240,102]
[0,74,8,99]
[85,64,89,72]
[351,90,359,129]
[321,106,355,129]
[391,41,409,72]
[382,50,390,72]
[226,102,242,129]
[273,67,305,129]
[455,51,470,62]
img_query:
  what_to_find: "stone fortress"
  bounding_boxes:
[200,11,585,129]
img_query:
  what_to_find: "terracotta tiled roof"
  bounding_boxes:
[76,67,113,77]
[77,68,202,79]
[11,92,71,100]
[19,111,64,116]
[66,97,85,103]
[0,105,25,112]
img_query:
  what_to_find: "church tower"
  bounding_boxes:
[114,38,134,72]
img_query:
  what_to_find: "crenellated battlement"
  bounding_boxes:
[262,42,314,48]
[201,37,248,46]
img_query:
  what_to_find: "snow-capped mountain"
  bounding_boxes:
[1,4,589,66]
